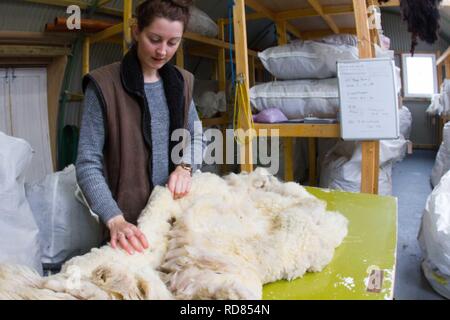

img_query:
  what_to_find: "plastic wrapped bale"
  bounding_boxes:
[250,78,339,120]
[431,122,450,187]
[0,131,42,275]
[25,165,104,269]
[258,41,359,80]
[186,6,218,38]
[427,80,450,116]
[399,106,413,140]
[418,170,450,299]
[319,139,408,195]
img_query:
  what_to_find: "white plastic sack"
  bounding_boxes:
[319,139,407,195]
[418,170,450,298]
[431,122,450,187]
[186,6,218,38]
[427,80,450,116]
[258,40,359,80]
[399,106,413,140]
[25,165,104,267]
[195,91,226,118]
[250,78,339,119]
[0,131,42,274]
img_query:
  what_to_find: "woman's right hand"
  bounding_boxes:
[107,215,149,255]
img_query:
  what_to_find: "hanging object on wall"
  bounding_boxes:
[378,0,443,54]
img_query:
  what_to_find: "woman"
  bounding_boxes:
[76,0,203,255]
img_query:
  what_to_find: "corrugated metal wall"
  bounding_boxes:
[382,11,450,147]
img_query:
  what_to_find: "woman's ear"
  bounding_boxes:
[131,23,140,42]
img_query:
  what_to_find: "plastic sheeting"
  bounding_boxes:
[431,122,450,187]
[418,170,450,299]
[0,131,42,274]
[250,78,339,119]
[25,165,104,268]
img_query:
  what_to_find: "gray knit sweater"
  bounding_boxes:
[76,80,204,224]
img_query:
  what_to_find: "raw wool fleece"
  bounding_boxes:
[0,168,348,300]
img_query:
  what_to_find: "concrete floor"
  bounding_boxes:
[392,149,444,300]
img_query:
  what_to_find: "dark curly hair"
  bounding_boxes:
[135,0,193,31]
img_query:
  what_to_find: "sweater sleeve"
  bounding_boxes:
[75,81,123,225]
[181,100,205,172]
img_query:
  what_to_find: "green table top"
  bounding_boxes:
[263,187,398,300]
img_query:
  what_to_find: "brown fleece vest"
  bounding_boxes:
[83,60,193,226]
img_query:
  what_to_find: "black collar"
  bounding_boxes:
[120,45,184,98]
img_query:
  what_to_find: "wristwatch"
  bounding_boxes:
[179,162,192,174]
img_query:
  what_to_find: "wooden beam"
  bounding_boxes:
[90,23,123,44]
[225,4,354,25]
[437,47,450,66]
[176,43,184,68]
[123,0,133,54]
[446,57,450,80]
[301,28,356,40]
[0,31,76,46]
[244,0,303,39]
[353,0,379,195]
[82,37,89,75]
[276,21,288,46]
[308,138,317,186]
[183,31,259,57]
[437,51,443,88]
[234,0,253,172]
[223,12,266,25]
[254,123,340,138]
[276,5,354,21]
[0,45,70,57]
[307,0,340,34]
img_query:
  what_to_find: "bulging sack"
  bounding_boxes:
[186,6,218,38]
[25,165,104,267]
[0,131,42,274]
[250,78,339,119]
[431,122,450,187]
[418,170,450,298]
[258,40,359,80]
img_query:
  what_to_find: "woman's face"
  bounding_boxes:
[133,17,184,71]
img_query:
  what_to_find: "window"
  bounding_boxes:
[401,53,438,98]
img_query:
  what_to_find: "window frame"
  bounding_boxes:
[401,53,438,99]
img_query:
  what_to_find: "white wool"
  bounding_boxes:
[162,168,348,299]
[0,168,347,300]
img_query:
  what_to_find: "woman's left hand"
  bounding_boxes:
[167,165,192,199]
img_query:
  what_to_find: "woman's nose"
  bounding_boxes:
[156,44,167,56]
